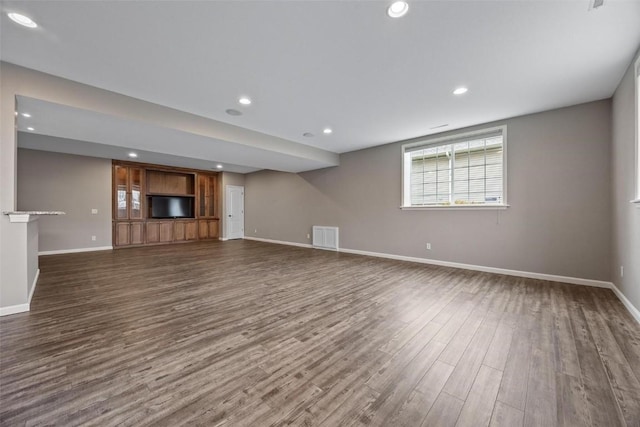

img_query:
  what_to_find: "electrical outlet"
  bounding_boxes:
[307,233,310,239]
[91,235,96,241]
[91,208,98,214]
[254,229,257,234]
[621,265,624,278]
[426,243,432,250]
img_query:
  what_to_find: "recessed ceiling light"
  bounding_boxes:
[238,97,252,105]
[128,152,138,158]
[303,132,314,138]
[21,113,31,118]
[216,164,223,169]
[323,128,333,135]
[453,87,468,95]
[226,108,242,116]
[8,12,38,28]
[387,1,409,18]
[27,127,35,131]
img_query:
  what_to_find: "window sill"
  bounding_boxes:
[400,204,510,211]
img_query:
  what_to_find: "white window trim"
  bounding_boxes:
[400,205,510,211]
[633,54,640,205]
[401,125,508,210]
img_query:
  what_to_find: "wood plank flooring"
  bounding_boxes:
[1,240,639,426]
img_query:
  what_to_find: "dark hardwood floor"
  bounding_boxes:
[1,240,639,426]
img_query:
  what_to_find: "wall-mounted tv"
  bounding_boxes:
[149,196,194,219]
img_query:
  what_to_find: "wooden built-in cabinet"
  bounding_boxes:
[112,161,220,248]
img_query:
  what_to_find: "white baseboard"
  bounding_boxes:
[244,236,312,249]
[0,303,30,316]
[610,283,640,324]
[39,246,113,256]
[338,247,613,289]
[0,269,40,317]
[219,238,229,241]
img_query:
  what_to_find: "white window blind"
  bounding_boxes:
[402,126,507,207]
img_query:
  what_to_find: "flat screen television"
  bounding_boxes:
[150,196,194,219]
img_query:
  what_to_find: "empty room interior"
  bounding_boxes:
[1,1,640,426]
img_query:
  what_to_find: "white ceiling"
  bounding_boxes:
[15,96,338,173]
[2,0,640,172]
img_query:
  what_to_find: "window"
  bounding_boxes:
[402,126,507,208]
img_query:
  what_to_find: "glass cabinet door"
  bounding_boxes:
[115,166,128,219]
[206,175,216,217]
[129,168,143,219]
[197,174,217,218]
[198,175,207,217]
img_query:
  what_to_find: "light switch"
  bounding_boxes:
[91,209,98,214]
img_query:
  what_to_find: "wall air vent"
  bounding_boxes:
[312,226,339,251]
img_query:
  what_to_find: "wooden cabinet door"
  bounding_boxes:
[185,221,198,240]
[146,222,160,243]
[147,221,174,243]
[198,220,219,239]
[159,221,174,242]
[174,221,186,241]
[130,222,144,245]
[208,219,219,239]
[115,222,131,246]
[175,221,198,241]
[198,220,208,239]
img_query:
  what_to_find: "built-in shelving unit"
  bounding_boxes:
[112,160,219,248]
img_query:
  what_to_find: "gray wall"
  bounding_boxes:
[612,51,640,311]
[17,147,112,252]
[221,172,246,239]
[246,100,612,282]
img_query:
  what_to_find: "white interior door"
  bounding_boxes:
[226,185,244,240]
